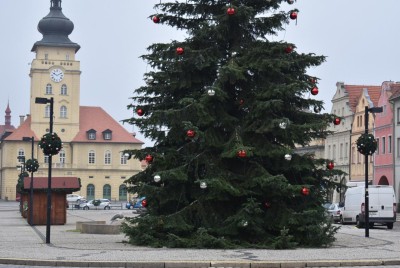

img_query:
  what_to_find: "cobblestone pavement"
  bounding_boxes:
[1,200,400,267]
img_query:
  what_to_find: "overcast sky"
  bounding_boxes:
[1,0,399,147]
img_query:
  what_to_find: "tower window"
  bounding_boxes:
[45,84,52,95]
[45,105,50,118]
[61,84,67,95]
[60,105,67,118]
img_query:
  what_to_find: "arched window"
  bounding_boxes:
[104,150,111,165]
[61,84,67,95]
[88,150,95,164]
[60,105,67,118]
[119,184,127,201]
[103,184,111,200]
[120,152,128,165]
[87,184,95,200]
[45,105,50,118]
[45,84,52,94]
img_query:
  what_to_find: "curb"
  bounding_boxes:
[1,259,400,268]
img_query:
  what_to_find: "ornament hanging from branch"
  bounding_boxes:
[237,149,247,158]
[301,187,310,196]
[186,129,196,138]
[284,154,292,161]
[152,15,160,23]
[207,88,215,96]
[327,161,334,170]
[176,47,184,55]
[145,154,154,163]
[285,45,293,54]
[287,0,295,4]
[136,108,144,116]
[314,106,321,113]
[154,175,161,182]
[333,117,341,125]
[227,7,235,15]
[311,87,319,96]
[200,181,207,189]
[356,133,377,155]
[290,10,298,20]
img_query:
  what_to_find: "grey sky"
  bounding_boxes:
[1,0,399,147]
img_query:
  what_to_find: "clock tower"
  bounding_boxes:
[29,0,81,141]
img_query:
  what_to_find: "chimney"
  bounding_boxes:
[19,115,25,125]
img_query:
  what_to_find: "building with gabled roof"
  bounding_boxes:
[0,1,143,201]
[373,82,400,187]
[349,86,382,183]
[324,82,379,202]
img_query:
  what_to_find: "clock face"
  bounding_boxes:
[50,68,64,83]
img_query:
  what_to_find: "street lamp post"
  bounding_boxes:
[35,97,54,244]
[23,136,35,226]
[364,105,383,238]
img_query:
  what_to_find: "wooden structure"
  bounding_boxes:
[21,177,80,225]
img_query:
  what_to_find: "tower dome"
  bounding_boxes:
[31,0,80,52]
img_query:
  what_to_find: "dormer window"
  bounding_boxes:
[102,129,112,140]
[87,129,97,140]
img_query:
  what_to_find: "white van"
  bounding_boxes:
[341,185,397,229]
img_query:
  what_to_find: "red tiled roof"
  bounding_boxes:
[3,116,37,141]
[344,85,380,112]
[23,177,80,190]
[389,83,400,101]
[72,106,143,144]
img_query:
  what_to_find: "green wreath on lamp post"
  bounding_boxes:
[38,132,63,155]
[356,133,377,156]
[25,158,39,173]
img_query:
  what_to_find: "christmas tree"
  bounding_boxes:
[122,0,341,249]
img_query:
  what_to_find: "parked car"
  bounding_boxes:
[126,197,147,214]
[79,199,111,210]
[66,194,84,202]
[327,203,344,223]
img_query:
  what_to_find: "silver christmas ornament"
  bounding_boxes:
[207,89,215,96]
[284,154,292,161]
[200,181,207,189]
[154,175,161,182]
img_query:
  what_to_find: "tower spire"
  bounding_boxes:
[5,100,11,127]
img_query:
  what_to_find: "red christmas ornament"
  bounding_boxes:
[136,108,144,116]
[227,7,235,15]
[237,150,247,158]
[176,47,184,55]
[285,46,293,54]
[239,99,244,105]
[141,199,148,207]
[327,162,334,170]
[290,11,298,20]
[301,187,310,196]
[186,129,196,138]
[152,16,160,23]
[311,87,319,96]
[264,202,271,209]
[333,118,341,125]
[287,0,295,4]
[145,154,153,163]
